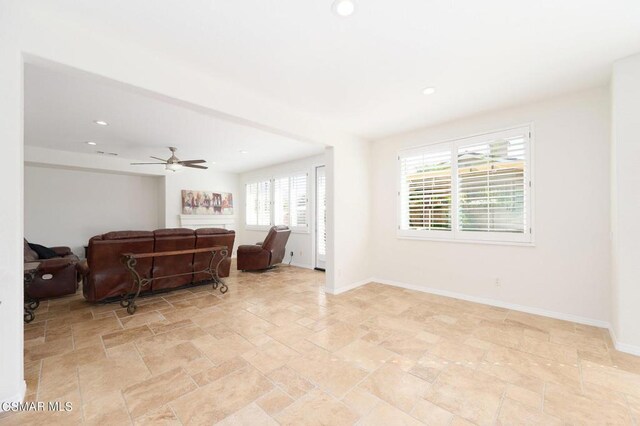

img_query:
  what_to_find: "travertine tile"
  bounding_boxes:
[581,360,640,398]
[360,401,423,426]
[142,342,202,375]
[425,364,507,425]
[10,264,640,425]
[122,367,197,418]
[361,363,431,413]
[305,321,365,352]
[171,366,273,424]
[287,351,368,398]
[134,405,180,425]
[242,339,299,374]
[256,388,294,415]
[78,351,151,403]
[543,382,633,424]
[276,389,358,426]
[341,387,380,416]
[101,325,153,349]
[267,365,315,399]
[191,356,248,386]
[334,339,395,371]
[412,398,454,424]
[498,397,563,426]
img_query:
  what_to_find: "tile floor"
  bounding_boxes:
[2,263,640,425]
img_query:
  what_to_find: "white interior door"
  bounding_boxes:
[315,165,326,270]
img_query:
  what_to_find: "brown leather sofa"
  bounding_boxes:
[237,225,291,271]
[24,239,79,300]
[77,228,235,303]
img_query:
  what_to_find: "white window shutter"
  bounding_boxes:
[291,174,308,228]
[256,180,272,226]
[399,147,453,232]
[245,183,258,226]
[457,135,526,234]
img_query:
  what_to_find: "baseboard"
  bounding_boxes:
[608,326,640,356]
[326,277,373,295]
[372,277,609,328]
[287,262,314,270]
[0,380,26,412]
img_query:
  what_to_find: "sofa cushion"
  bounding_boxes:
[154,228,194,237]
[28,243,60,260]
[102,230,154,240]
[195,228,234,236]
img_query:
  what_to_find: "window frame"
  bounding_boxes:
[397,124,535,246]
[244,171,311,234]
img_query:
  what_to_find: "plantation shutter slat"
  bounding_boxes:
[399,146,453,231]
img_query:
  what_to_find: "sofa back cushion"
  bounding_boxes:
[85,232,155,302]
[151,228,196,291]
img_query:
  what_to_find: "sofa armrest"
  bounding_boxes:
[50,246,72,256]
[76,259,90,277]
[38,258,75,274]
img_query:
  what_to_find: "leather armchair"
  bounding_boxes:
[24,239,79,300]
[237,225,291,271]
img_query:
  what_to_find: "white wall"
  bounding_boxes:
[0,1,26,407]
[24,165,163,256]
[611,53,640,353]
[371,88,611,324]
[239,154,325,269]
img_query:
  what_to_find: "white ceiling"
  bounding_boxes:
[24,64,326,173]
[28,0,640,139]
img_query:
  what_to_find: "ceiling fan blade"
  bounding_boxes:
[179,159,206,164]
[183,164,208,170]
[130,162,167,165]
[150,156,168,162]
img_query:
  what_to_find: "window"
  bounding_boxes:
[398,126,532,244]
[245,180,272,227]
[245,173,309,232]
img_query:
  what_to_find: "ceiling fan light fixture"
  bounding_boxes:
[332,0,355,17]
[166,163,183,172]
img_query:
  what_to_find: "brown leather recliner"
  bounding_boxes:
[78,228,235,303]
[237,225,291,271]
[24,239,79,300]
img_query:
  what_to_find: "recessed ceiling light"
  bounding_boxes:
[94,120,109,126]
[85,141,97,146]
[239,150,248,154]
[332,0,355,17]
[422,87,436,95]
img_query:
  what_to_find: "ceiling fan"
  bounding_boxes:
[131,147,208,172]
